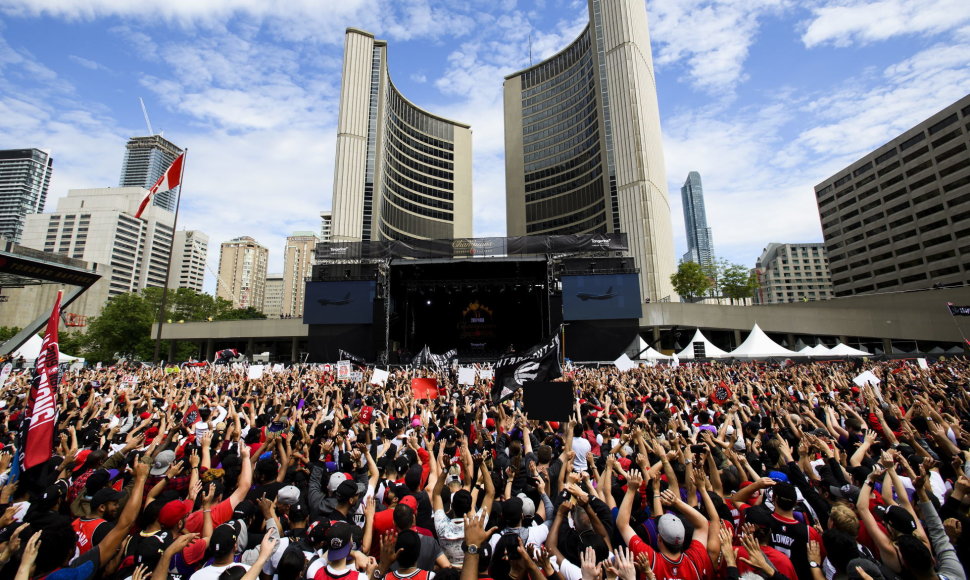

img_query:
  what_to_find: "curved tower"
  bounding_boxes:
[330,29,473,243]
[504,0,676,301]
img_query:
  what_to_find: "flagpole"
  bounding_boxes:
[153,149,188,364]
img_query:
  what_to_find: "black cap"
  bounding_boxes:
[336,480,360,500]
[210,521,241,556]
[876,505,917,535]
[743,504,774,528]
[90,487,123,511]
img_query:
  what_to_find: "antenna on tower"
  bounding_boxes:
[139,97,155,135]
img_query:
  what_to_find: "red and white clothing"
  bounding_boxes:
[628,536,714,580]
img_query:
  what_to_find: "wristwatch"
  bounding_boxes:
[464,543,479,555]
[809,562,820,569]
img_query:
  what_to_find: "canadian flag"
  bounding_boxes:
[134,152,185,219]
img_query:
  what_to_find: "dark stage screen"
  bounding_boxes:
[303,281,376,324]
[561,274,642,320]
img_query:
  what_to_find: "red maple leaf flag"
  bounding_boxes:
[134,152,185,219]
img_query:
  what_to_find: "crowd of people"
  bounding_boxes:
[0,356,968,580]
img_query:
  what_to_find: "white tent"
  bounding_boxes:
[798,346,815,355]
[810,344,833,356]
[828,343,869,356]
[10,334,84,364]
[728,324,801,358]
[626,335,671,360]
[643,347,671,360]
[676,329,728,359]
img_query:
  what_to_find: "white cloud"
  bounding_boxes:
[801,0,970,47]
[68,54,109,71]
[648,0,791,92]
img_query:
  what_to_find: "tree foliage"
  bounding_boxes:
[71,287,266,363]
[721,264,759,304]
[670,261,713,302]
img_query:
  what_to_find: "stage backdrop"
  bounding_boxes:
[303,281,376,324]
[561,274,642,321]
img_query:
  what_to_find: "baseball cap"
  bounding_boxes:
[277,485,300,506]
[327,472,348,493]
[773,482,798,506]
[325,522,354,561]
[210,521,241,557]
[90,488,122,512]
[516,493,536,519]
[658,513,686,547]
[335,480,360,501]
[159,499,194,529]
[73,449,92,472]
[150,450,176,476]
[743,505,773,528]
[847,557,885,579]
[829,484,861,503]
[876,505,917,535]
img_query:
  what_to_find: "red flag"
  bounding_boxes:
[134,152,184,219]
[23,290,62,469]
[710,381,732,406]
[411,378,439,400]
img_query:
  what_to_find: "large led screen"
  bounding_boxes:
[561,274,642,321]
[303,281,376,325]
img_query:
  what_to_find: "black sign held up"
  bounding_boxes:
[523,381,575,421]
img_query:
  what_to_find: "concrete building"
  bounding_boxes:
[263,274,284,318]
[814,94,970,296]
[680,171,714,267]
[753,243,833,304]
[119,135,183,212]
[0,149,53,243]
[282,231,318,317]
[503,0,676,302]
[216,236,268,311]
[320,210,333,241]
[330,28,473,243]
[20,187,174,297]
[169,230,208,293]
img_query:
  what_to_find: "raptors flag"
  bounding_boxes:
[947,303,970,316]
[134,152,184,219]
[491,333,562,403]
[23,290,62,470]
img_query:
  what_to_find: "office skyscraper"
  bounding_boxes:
[282,231,318,317]
[216,236,269,311]
[680,171,714,267]
[814,94,970,296]
[264,274,284,318]
[0,149,53,243]
[330,28,473,243]
[753,243,833,304]
[320,210,333,241]
[119,135,183,212]
[20,187,174,296]
[169,230,209,293]
[504,0,676,301]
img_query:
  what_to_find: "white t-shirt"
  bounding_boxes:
[571,437,591,471]
[190,562,250,580]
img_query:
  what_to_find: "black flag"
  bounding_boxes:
[492,333,562,403]
[339,349,367,366]
[947,303,970,316]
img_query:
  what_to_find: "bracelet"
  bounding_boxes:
[204,509,212,513]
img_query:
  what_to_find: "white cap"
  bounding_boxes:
[658,514,685,547]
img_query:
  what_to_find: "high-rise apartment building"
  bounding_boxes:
[169,230,208,293]
[330,28,473,243]
[216,236,269,311]
[680,171,714,267]
[814,94,970,296]
[119,135,183,212]
[752,243,833,304]
[263,274,284,318]
[320,210,333,242]
[282,231,318,317]
[503,0,676,301]
[0,149,53,243]
[20,187,174,296]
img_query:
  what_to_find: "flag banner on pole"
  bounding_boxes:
[339,349,367,366]
[947,303,970,316]
[410,346,457,369]
[492,333,562,403]
[523,380,574,421]
[135,152,184,219]
[22,290,62,470]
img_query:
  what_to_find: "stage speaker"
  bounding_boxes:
[693,341,706,358]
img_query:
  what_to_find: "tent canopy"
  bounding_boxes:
[728,324,800,358]
[828,343,869,356]
[676,329,728,359]
[10,334,83,364]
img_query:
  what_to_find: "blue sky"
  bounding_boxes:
[1,0,969,292]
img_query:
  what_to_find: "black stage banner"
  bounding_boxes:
[315,234,628,261]
[491,333,562,403]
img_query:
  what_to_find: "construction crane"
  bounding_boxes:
[139,97,155,135]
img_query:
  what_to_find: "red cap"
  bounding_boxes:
[158,499,194,528]
[617,457,632,470]
[400,495,418,510]
[485,418,495,428]
[73,449,92,472]
[548,421,560,430]
[140,412,152,420]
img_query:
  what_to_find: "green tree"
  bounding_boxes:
[222,306,267,320]
[84,292,157,362]
[700,258,730,297]
[670,261,713,303]
[0,326,21,346]
[721,264,759,304]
